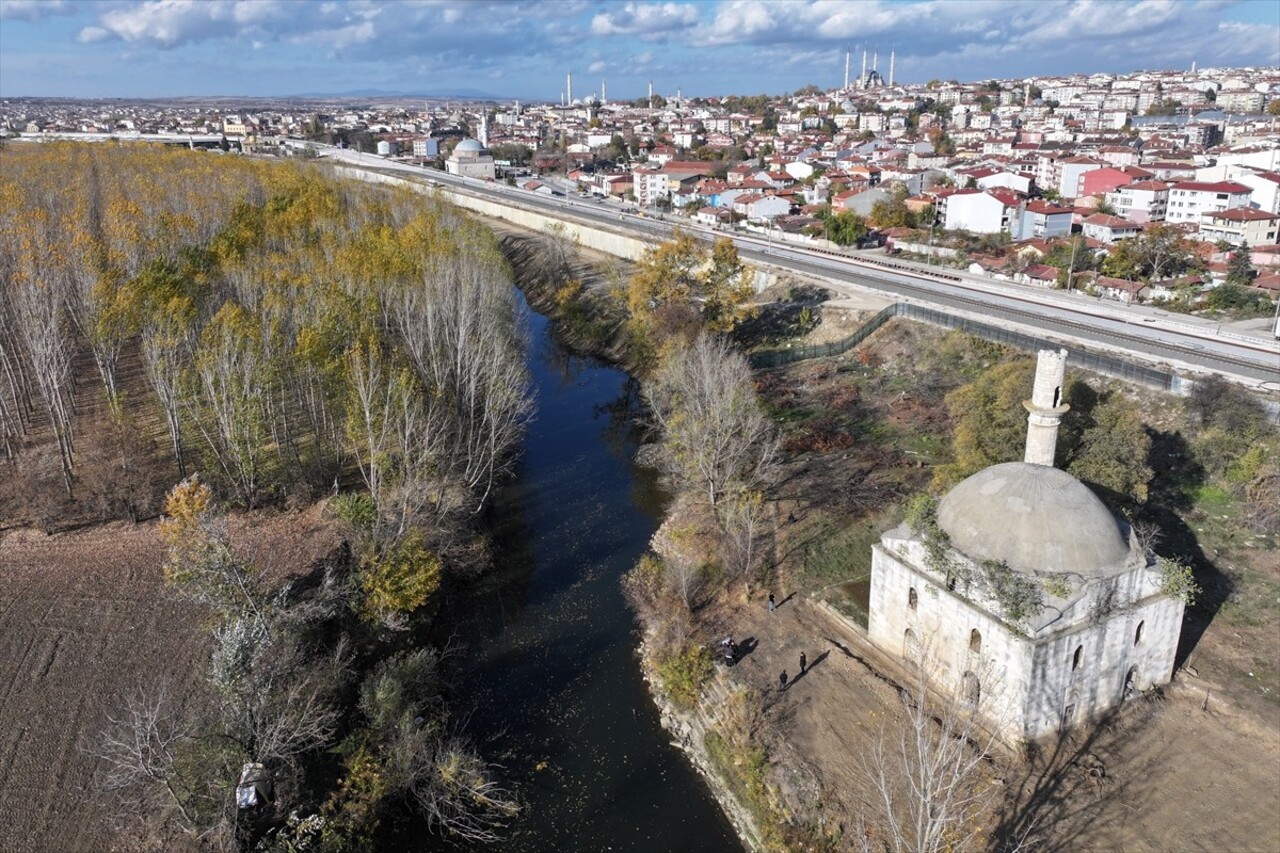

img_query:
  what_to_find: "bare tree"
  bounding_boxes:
[645,333,778,507]
[409,735,521,844]
[857,646,1003,853]
[719,487,768,587]
[90,684,197,830]
[389,237,532,513]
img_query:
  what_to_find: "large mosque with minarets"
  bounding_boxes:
[868,349,1184,742]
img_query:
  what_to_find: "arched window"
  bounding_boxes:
[1072,645,1084,670]
[1052,385,1062,408]
[947,575,957,592]
[904,628,919,664]
[908,587,918,611]
[1124,665,1140,699]
[969,629,982,653]
[1134,620,1145,646]
[962,671,981,707]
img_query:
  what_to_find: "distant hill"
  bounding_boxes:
[287,87,526,102]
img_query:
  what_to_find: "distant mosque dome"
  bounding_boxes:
[454,138,484,153]
[936,462,1132,578]
[840,100,855,111]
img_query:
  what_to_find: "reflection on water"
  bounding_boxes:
[419,293,742,853]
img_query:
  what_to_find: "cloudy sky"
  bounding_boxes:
[1,0,1277,100]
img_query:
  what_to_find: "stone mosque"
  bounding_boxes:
[868,349,1185,742]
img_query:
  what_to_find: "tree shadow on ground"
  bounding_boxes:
[1142,428,1232,670]
[731,284,830,350]
[991,691,1170,852]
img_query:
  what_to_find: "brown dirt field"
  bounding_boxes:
[709,594,1280,852]
[0,506,342,853]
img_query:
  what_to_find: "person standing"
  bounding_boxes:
[799,652,807,674]
[768,593,777,614]
[779,670,788,692]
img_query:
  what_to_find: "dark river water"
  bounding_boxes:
[430,294,743,852]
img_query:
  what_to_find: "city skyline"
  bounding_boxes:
[1,0,1278,101]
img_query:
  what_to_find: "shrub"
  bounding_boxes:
[360,530,441,624]
[329,492,377,534]
[1158,556,1201,606]
[655,642,714,711]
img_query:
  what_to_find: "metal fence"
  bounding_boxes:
[748,304,898,369]
[751,301,1182,393]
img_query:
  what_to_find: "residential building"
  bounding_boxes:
[1009,200,1074,240]
[1081,213,1144,244]
[1106,180,1170,224]
[1232,170,1280,214]
[1165,180,1252,224]
[1198,208,1280,246]
[935,188,1013,234]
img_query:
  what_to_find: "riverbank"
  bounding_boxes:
[510,221,1280,852]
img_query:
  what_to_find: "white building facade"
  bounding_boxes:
[867,350,1184,743]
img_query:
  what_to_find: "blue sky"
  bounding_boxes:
[1,0,1277,100]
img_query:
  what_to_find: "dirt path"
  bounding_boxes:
[708,594,1280,852]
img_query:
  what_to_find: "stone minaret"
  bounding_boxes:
[1023,349,1070,466]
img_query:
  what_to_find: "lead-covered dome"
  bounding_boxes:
[936,462,1130,577]
[454,138,484,153]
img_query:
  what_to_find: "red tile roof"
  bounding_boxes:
[1170,180,1251,193]
[1204,207,1280,222]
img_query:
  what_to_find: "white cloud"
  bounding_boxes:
[591,2,699,37]
[589,60,607,73]
[0,0,73,22]
[77,26,110,43]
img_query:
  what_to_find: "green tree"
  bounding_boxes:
[827,210,870,246]
[1066,392,1153,507]
[1226,242,1254,286]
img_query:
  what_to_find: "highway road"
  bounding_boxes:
[319,148,1280,386]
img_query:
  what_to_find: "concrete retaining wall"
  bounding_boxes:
[331,165,655,260]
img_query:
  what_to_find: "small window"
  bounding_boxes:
[1072,645,1084,670]
[908,587,918,611]
[970,629,982,653]
[947,575,957,592]
[1134,620,1145,646]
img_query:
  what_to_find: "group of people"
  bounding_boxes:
[720,593,809,693]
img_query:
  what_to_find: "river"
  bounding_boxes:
[425,293,743,852]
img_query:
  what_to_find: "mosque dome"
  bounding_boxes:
[454,138,484,153]
[935,462,1131,577]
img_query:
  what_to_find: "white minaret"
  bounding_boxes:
[873,49,878,77]
[844,50,850,90]
[601,79,606,103]
[567,72,573,105]
[889,48,895,87]
[1023,349,1071,467]
[648,80,653,108]
[861,49,867,88]
[479,113,489,147]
